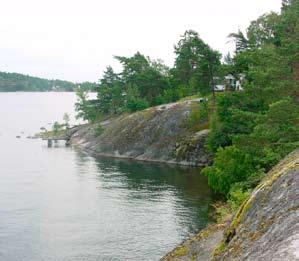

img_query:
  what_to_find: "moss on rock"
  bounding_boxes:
[213,149,299,261]
[70,99,212,166]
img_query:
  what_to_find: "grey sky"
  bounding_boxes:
[0,0,282,82]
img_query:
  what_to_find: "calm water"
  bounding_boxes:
[0,92,214,261]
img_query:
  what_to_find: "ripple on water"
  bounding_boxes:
[0,92,214,261]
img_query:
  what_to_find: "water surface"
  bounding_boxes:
[0,92,214,260]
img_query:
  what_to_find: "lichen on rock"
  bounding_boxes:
[213,149,299,261]
[161,223,226,261]
[69,99,211,166]
[161,149,299,261]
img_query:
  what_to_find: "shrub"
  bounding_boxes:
[187,100,210,131]
[52,121,62,135]
[202,146,256,195]
[188,103,201,128]
[228,186,252,211]
[126,98,149,112]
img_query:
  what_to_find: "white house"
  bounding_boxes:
[213,74,245,92]
[214,84,225,92]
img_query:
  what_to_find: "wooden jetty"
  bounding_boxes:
[41,126,81,147]
[42,137,70,147]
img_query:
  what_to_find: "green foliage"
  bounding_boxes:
[78,81,98,91]
[188,104,201,128]
[247,12,281,48]
[74,30,223,120]
[75,88,99,122]
[204,0,299,199]
[96,66,123,114]
[188,101,210,130]
[228,187,252,211]
[173,30,221,95]
[52,121,63,134]
[125,85,149,112]
[63,113,70,129]
[234,98,299,170]
[91,54,171,115]
[211,187,252,222]
[207,92,260,152]
[199,101,209,122]
[115,53,170,105]
[228,30,249,53]
[127,97,149,112]
[202,146,256,194]
[0,71,96,92]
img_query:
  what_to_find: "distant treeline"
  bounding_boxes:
[0,71,97,92]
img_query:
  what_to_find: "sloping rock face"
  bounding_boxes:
[160,149,299,261]
[69,100,212,166]
[161,224,225,261]
[215,149,299,261]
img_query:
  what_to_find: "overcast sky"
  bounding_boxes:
[0,0,282,82]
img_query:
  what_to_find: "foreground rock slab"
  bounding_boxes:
[215,149,299,261]
[161,149,299,261]
[161,224,225,261]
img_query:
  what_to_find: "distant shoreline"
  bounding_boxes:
[0,71,97,92]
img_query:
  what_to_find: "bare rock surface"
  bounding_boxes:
[161,224,225,261]
[215,149,299,261]
[161,149,299,261]
[69,99,212,166]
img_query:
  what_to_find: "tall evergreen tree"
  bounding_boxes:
[173,30,221,95]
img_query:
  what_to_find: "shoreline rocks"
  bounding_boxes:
[68,100,212,167]
[161,149,299,261]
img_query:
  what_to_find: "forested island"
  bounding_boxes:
[0,71,97,92]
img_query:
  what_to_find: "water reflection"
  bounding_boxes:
[75,151,214,238]
[0,92,215,261]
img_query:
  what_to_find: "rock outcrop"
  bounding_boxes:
[215,149,299,261]
[69,100,212,166]
[161,224,225,261]
[161,149,299,261]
